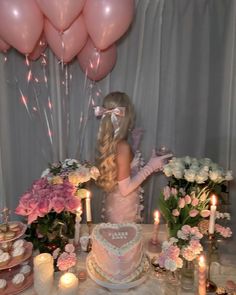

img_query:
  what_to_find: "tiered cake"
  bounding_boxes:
[88,223,146,283]
[0,221,33,295]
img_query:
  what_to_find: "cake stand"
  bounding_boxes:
[86,253,149,292]
[0,221,33,295]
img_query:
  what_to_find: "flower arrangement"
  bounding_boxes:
[159,156,233,237]
[15,158,99,253]
[53,243,77,272]
[158,225,203,271]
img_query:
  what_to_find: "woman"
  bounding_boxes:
[95,91,171,223]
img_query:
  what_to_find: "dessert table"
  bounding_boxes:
[19,224,236,295]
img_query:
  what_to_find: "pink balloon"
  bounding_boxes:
[83,0,134,50]
[29,34,47,61]
[0,0,44,54]
[45,16,88,63]
[0,38,10,52]
[77,38,117,81]
[36,0,86,31]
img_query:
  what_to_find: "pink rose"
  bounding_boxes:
[178,198,185,208]
[38,198,51,215]
[65,244,75,253]
[65,197,81,212]
[184,195,191,204]
[191,198,199,206]
[51,197,65,213]
[189,209,199,217]
[172,209,180,217]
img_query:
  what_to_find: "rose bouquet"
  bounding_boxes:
[15,158,99,253]
[159,156,233,237]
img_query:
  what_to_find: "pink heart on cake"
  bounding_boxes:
[99,225,137,249]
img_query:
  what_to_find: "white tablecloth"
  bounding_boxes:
[19,224,236,295]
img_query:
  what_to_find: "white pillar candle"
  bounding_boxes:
[86,191,92,222]
[34,253,54,295]
[74,205,82,245]
[208,195,217,234]
[151,210,160,244]
[198,255,206,295]
[58,272,79,295]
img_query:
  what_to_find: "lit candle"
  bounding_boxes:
[58,272,79,295]
[198,255,206,295]
[34,253,54,295]
[151,210,160,244]
[208,195,217,235]
[74,204,82,245]
[86,191,92,222]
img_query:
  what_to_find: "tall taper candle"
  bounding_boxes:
[198,255,206,295]
[151,210,160,244]
[208,195,217,235]
[74,205,82,245]
[86,191,92,222]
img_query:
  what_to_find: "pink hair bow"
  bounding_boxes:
[94,106,125,118]
[94,106,126,137]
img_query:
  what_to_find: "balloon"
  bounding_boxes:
[77,38,117,81]
[29,34,47,61]
[0,0,44,54]
[36,0,86,31]
[45,16,88,63]
[0,38,10,52]
[83,0,134,50]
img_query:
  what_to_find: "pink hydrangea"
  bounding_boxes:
[57,252,77,271]
[65,244,75,253]
[215,224,232,238]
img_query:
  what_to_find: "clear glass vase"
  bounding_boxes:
[180,260,195,291]
[164,271,181,295]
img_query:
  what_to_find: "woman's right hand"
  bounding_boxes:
[147,152,173,172]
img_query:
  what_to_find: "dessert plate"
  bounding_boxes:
[2,273,33,295]
[86,253,149,291]
[0,222,27,243]
[0,242,33,270]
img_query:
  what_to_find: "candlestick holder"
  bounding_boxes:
[86,221,92,253]
[206,234,217,293]
[147,228,161,253]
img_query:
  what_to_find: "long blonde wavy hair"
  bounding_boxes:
[96,92,135,192]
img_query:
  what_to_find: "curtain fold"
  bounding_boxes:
[0,1,235,232]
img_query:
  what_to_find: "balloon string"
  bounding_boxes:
[60,32,65,70]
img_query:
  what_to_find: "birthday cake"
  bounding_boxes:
[89,223,145,283]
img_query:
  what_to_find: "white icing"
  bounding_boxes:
[12,247,25,257]
[13,239,24,248]
[0,252,10,262]
[0,279,7,289]
[20,265,31,275]
[12,273,25,285]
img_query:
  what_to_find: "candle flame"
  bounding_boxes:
[199,255,205,267]
[211,195,217,206]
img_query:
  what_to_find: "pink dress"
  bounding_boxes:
[103,151,144,223]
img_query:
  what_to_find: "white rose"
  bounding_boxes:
[163,165,173,177]
[209,170,223,183]
[67,159,78,166]
[41,168,50,177]
[195,171,208,184]
[200,158,212,166]
[164,259,177,272]
[183,156,192,165]
[184,169,196,182]
[172,168,184,179]
[225,170,233,181]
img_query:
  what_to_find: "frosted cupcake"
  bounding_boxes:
[13,239,25,249]
[12,247,25,261]
[0,279,7,291]
[20,264,31,277]
[0,252,10,267]
[12,273,25,288]
[1,241,12,252]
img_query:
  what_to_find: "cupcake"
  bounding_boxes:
[13,239,25,249]
[1,241,12,252]
[5,231,15,240]
[0,252,10,267]
[0,279,7,291]
[20,264,31,277]
[9,222,20,232]
[12,247,25,261]
[12,273,25,288]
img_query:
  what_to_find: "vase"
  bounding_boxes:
[180,260,195,291]
[164,271,181,295]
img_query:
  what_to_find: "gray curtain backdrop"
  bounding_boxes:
[0,0,235,239]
